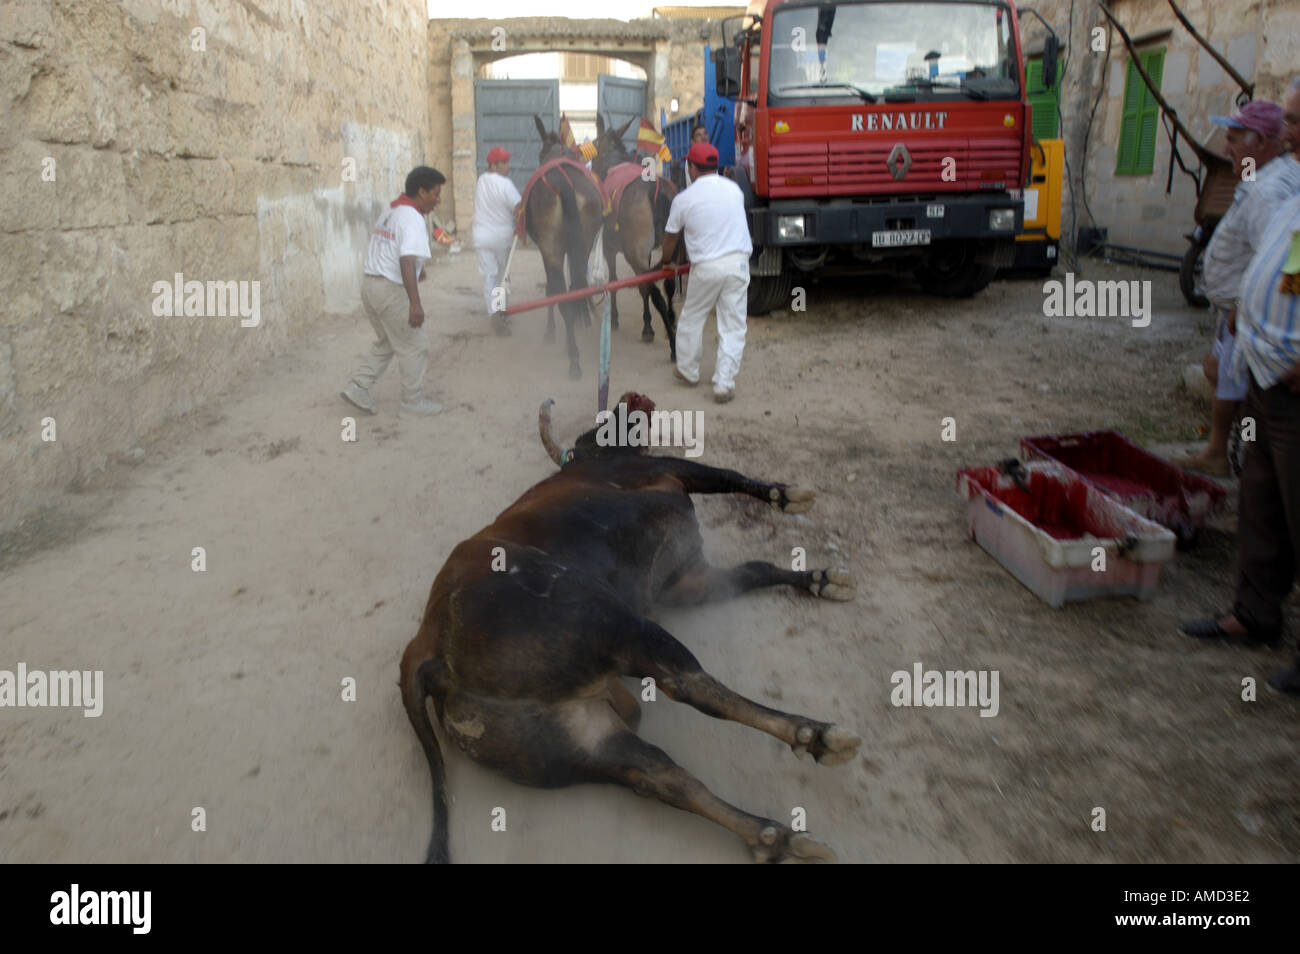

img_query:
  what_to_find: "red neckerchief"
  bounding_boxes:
[390,194,421,210]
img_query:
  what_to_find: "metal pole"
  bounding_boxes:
[497,234,520,310]
[598,293,611,414]
[503,263,691,316]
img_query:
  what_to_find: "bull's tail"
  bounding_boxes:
[401,655,450,863]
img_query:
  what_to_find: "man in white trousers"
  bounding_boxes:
[658,142,752,403]
[473,146,522,332]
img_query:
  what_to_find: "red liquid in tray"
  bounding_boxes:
[965,467,1122,540]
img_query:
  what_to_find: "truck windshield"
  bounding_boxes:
[768,1,1019,103]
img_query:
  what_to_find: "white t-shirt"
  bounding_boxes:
[364,203,431,285]
[473,172,523,248]
[664,173,753,263]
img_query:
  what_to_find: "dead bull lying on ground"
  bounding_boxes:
[400,393,861,863]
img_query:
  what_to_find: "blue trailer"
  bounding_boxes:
[660,44,735,188]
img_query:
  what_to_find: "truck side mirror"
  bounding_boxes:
[1042,34,1059,89]
[714,45,741,98]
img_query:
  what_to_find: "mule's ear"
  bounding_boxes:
[534,114,547,138]
[596,114,606,137]
[616,117,636,140]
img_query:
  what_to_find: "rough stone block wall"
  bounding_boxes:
[0,0,430,530]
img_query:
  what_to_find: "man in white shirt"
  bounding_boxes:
[1178,101,1298,474]
[659,142,753,403]
[341,166,445,417]
[473,147,523,327]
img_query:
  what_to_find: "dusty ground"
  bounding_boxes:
[2,245,1297,863]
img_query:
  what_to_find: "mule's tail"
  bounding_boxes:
[558,177,590,314]
[401,654,450,863]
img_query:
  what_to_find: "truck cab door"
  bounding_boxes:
[736,30,759,179]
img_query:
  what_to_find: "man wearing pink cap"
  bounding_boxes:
[658,142,752,403]
[473,147,523,327]
[1177,100,1300,475]
[1179,83,1300,696]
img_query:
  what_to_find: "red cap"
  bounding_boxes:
[486,147,511,164]
[686,142,719,167]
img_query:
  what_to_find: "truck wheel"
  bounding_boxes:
[1179,241,1210,309]
[747,265,793,316]
[915,246,997,298]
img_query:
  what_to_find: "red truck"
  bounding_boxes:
[714,0,1058,312]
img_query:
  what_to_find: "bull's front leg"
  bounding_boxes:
[650,458,815,513]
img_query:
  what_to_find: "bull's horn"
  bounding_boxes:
[538,398,565,466]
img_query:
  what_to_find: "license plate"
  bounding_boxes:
[872,229,932,248]
[926,205,945,218]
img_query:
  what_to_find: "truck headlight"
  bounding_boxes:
[989,209,1016,231]
[777,215,806,240]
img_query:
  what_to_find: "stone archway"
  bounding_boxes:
[428,18,676,232]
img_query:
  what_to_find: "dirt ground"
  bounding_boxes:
[3,245,1297,864]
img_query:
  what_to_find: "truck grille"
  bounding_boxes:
[768,139,1022,197]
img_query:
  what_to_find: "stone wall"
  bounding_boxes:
[1022,0,1295,256]
[0,0,430,530]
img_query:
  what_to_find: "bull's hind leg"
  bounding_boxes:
[660,559,855,604]
[612,615,860,767]
[442,689,827,861]
[587,729,836,863]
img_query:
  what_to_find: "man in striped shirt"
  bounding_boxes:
[1180,176,1300,695]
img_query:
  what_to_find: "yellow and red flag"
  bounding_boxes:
[579,140,598,162]
[558,114,577,150]
[637,118,673,162]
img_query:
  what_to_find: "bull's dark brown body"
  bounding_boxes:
[400,405,859,863]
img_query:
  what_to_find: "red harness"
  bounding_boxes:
[601,162,655,223]
[516,158,610,239]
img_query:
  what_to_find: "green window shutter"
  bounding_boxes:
[1116,59,1143,174]
[1025,59,1059,140]
[1116,47,1165,175]
[1135,48,1165,174]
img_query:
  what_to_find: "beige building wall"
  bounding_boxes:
[0,0,430,530]
[1022,0,1295,256]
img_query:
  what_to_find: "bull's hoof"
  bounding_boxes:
[568,365,583,381]
[791,721,860,767]
[751,826,837,864]
[809,567,855,601]
[770,486,815,513]
[815,724,861,766]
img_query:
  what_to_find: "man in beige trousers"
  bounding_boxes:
[341,166,446,417]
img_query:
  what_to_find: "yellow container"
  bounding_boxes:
[1018,138,1063,241]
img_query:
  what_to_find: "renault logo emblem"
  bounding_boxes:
[886,143,911,181]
